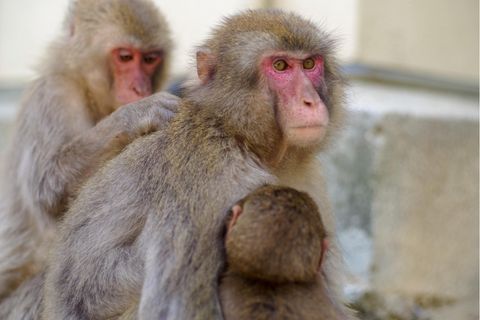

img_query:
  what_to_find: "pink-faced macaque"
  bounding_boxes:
[0,0,175,303]
[43,9,349,319]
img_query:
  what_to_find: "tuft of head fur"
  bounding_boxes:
[226,185,326,283]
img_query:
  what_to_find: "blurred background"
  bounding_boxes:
[0,0,478,319]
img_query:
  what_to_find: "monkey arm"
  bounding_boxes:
[43,159,151,319]
[17,81,179,223]
[47,244,144,319]
[49,92,179,211]
[139,211,226,320]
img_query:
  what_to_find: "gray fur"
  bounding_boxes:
[0,0,173,307]
[0,273,44,320]
[44,9,347,320]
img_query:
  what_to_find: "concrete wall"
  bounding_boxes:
[322,81,479,319]
[357,0,479,84]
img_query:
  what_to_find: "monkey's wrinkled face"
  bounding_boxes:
[261,52,329,147]
[110,47,163,106]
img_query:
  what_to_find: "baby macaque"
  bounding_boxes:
[220,185,355,320]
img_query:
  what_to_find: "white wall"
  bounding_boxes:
[153,0,261,76]
[0,0,68,84]
[1,0,476,85]
[358,0,479,83]
[0,0,358,84]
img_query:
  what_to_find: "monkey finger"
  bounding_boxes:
[145,92,181,113]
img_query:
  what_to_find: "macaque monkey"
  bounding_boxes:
[44,9,346,319]
[221,185,356,320]
[0,0,174,301]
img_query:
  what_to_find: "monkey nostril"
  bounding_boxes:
[133,87,145,96]
[304,100,313,107]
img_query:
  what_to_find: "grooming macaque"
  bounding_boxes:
[0,0,174,301]
[221,185,354,320]
[44,9,346,319]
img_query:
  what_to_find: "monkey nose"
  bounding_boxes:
[302,94,321,108]
[303,98,314,107]
[132,86,143,96]
[132,84,150,97]
[299,81,321,108]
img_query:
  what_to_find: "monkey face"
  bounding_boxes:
[110,47,164,106]
[188,9,344,164]
[261,53,329,148]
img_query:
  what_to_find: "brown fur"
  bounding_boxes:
[224,186,326,283]
[43,9,346,319]
[0,0,173,311]
[220,185,355,320]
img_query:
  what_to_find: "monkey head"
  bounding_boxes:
[225,185,328,283]
[186,9,345,165]
[54,0,172,112]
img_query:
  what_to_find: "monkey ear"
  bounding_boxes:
[227,205,243,232]
[196,48,216,84]
[318,238,329,272]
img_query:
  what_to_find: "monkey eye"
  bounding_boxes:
[143,53,161,65]
[118,49,134,63]
[273,59,288,72]
[303,58,315,70]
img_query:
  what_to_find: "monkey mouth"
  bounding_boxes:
[287,125,326,145]
[290,125,325,132]
[292,125,324,129]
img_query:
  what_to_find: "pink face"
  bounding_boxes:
[110,47,163,106]
[261,53,329,147]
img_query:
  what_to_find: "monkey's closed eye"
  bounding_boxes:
[303,58,315,70]
[273,59,288,72]
[118,49,134,62]
[143,53,160,64]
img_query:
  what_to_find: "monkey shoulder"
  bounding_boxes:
[17,76,92,136]
[2,76,92,185]
[23,75,86,112]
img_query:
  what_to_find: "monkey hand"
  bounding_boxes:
[146,91,181,114]
[114,91,179,136]
[93,92,180,148]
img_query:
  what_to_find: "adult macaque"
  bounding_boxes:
[44,9,346,319]
[0,0,174,300]
[221,185,355,320]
